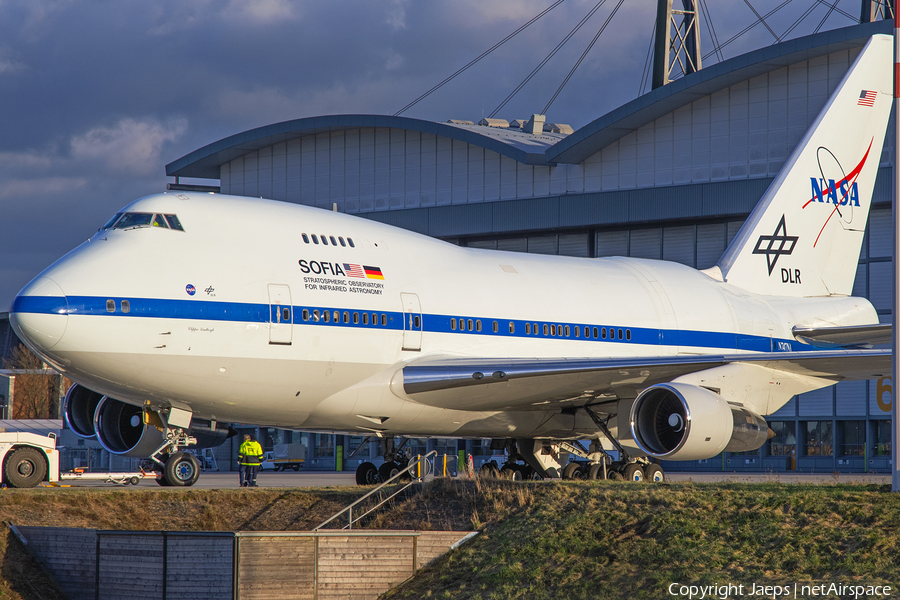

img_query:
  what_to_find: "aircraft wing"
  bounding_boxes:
[400,349,891,411]
[792,323,892,348]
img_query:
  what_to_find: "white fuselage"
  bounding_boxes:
[10,193,877,439]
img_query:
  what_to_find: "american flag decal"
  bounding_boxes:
[343,263,365,278]
[858,90,876,107]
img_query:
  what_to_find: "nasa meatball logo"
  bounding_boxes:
[185,284,196,296]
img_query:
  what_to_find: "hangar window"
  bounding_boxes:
[121,300,130,313]
[106,299,115,313]
[302,234,310,243]
[451,318,457,330]
[348,238,356,248]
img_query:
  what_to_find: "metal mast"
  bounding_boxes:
[652,0,702,89]
[861,0,894,22]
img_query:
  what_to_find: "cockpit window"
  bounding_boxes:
[113,213,153,229]
[164,214,184,231]
[101,212,185,232]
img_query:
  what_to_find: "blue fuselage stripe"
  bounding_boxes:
[11,295,799,352]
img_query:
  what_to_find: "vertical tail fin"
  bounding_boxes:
[715,34,892,297]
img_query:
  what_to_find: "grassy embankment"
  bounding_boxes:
[0,479,898,599]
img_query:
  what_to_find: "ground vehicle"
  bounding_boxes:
[270,444,306,471]
[0,432,149,488]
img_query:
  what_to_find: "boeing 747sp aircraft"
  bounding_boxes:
[8,35,894,486]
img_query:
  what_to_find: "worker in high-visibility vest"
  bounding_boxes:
[238,434,263,487]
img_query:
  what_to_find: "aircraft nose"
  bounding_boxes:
[10,277,69,351]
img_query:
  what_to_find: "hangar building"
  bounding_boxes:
[167,20,896,474]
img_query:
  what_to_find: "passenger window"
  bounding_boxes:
[467,319,473,331]
[550,325,556,336]
[324,311,330,323]
[414,316,421,328]
[593,327,599,338]
[526,323,531,335]
[371,313,376,324]
[509,322,514,334]
[302,233,309,243]
[152,214,169,228]
[565,325,570,337]
[381,314,387,326]
[339,237,346,247]
[626,329,631,341]
[348,238,355,248]
[333,311,339,322]
[575,326,580,338]
[164,215,184,231]
[476,320,482,332]
[601,328,607,339]
[343,311,349,323]
[121,300,130,313]
[312,235,319,244]
[321,235,328,246]
[312,310,319,322]
[283,308,291,321]
[330,236,337,245]
[618,329,623,340]
[302,309,309,321]
[493,321,498,333]
[543,324,549,336]
[105,299,114,313]
[353,312,359,324]
[451,318,457,331]
[363,313,369,325]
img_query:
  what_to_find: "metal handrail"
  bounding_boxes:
[314,450,437,530]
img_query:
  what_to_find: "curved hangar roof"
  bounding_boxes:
[166,20,890,180]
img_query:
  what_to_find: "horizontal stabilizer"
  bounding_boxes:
[792,323,891,348]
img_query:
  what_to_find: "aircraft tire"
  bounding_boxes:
[164,452,201,487]
[644,463,664,483]
[562,462,584,480]
[4,447,47,488]
[623,463,644,482]
[478,462,499,478]
[500,464,523,481]
[588,464,605,480]
[356,462,379,485]
[378,461,400,483]
[606,470,624,481]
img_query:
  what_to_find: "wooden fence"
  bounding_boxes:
[12,525,475,600]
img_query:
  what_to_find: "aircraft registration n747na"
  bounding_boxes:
[8,34,895,487]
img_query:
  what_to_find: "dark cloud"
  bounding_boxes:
[0,0,861,307]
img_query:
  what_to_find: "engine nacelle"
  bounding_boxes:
[630,382,771,461]
[64,384,104,438]
[94,397,164,456]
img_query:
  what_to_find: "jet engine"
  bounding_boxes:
[630,382,771,461]
[64,384,235,456]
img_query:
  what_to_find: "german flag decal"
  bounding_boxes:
[364,265,384,280]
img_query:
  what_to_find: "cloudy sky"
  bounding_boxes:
[0,0,865,308]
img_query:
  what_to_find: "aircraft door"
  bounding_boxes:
[400,292,422,351]
[267,284,293,345]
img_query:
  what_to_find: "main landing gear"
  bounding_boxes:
[142,408,201,487]
[354,436,413,485]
